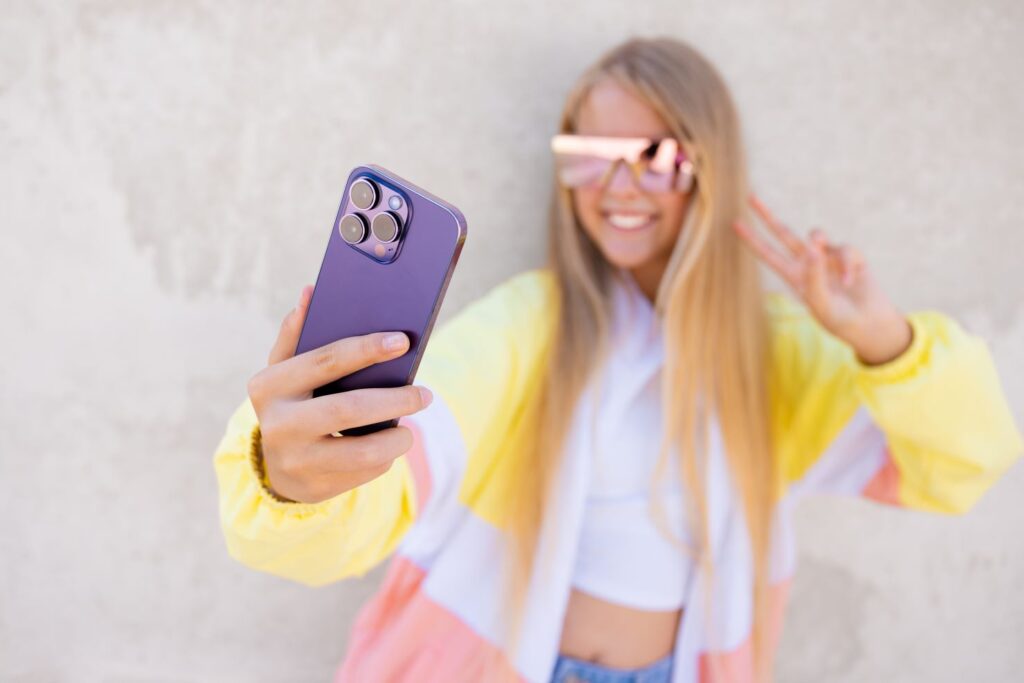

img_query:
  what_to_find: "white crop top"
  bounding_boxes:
[569,269,697,612]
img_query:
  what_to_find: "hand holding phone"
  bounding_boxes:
[247,165,466,503]
[246,287,433,504]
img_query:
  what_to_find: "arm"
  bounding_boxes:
[771,293,1023,512]
[213,269,556,585]
[735,195,1022,512]
[214,397,417,586]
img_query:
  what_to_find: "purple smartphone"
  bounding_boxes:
[295,164,467,436]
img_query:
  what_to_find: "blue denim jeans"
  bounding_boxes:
[549,652,673,683]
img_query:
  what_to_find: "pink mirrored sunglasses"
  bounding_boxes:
[551,134,695,193]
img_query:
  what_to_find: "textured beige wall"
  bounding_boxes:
[3,1,1022,681]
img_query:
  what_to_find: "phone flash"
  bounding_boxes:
[374,243,387,258]
[388,195,403,210]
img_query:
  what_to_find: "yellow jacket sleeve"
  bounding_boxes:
[770,293,1023,513]
[213,269,556,586]
[213,398,417,586]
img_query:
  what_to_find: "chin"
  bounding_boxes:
[580,218,668,272]
[593,243,659,271]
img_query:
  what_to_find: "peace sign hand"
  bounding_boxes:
[733,194,914,366]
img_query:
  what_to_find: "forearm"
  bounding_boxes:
[214,399,417,586]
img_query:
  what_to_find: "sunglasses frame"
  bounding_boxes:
[550,133,696,193]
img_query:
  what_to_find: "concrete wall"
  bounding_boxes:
[3,1,1022,681]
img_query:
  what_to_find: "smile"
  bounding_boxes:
[604,212,657,231]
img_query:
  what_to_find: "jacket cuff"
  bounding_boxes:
[246,423,293,503]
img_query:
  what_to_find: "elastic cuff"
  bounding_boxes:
[853,312,930,385]
[245,422,324,510]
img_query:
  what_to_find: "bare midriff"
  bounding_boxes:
[557,586,682,669]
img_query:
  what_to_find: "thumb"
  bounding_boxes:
[268,285,314,365]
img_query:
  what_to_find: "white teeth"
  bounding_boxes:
[606,213,654,230]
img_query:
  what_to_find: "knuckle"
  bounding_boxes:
[342,391,369,419]
[279,308,296,333]
[362,334,383,361]
[270,448,294,475]
[259,411,282,440]
[275,451,305,478]
[324,399,355,434]
[404,387,425,412]
[313,345,336,371]
[343,438,375,469]
[262,400,301,434]
[247,371,268,403]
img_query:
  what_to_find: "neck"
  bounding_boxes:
[629,258,668,304]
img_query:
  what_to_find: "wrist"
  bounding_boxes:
[848,308,914,367]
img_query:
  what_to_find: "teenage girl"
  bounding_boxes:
[214,37,1022,683]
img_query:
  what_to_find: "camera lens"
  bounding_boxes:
[350,178,379,211]
[371,211,401,243]
[338,213,368,244]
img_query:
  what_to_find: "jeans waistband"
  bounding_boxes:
[549,652,673,683]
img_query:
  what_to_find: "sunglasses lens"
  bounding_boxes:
[554,154,613,188]
[637,169,676,192]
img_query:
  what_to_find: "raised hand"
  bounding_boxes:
[732,194,913,366]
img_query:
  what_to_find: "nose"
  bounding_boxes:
[604,160,639,193]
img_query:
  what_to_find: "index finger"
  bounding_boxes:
[749,194,807,258]
[252,330,411,400]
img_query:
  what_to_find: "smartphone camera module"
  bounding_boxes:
[338,213,369,244]
[371,211,402,243]
[349,178,379,211]
[339,172,411,264]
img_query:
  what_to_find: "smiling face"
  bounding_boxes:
[571,78,694,297]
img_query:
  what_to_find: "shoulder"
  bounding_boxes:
[475,267,557,314]
[765,290,830,350]
[422,268,557,380]
[764,291,868,488]
[437,267,557,339]
[764,290,855,381]
[764,290,859,408]
[415,268,557,473]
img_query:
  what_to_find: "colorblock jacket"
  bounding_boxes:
[213,269,1023,683]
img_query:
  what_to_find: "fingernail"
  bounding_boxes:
[383,332,408,352]
[417,386,433,407]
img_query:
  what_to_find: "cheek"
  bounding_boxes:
[656,193,691,240]
[571,188,603,234]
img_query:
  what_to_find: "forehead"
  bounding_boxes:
[575,78,672,138]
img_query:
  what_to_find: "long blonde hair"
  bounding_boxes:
[499,37,776,681]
